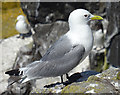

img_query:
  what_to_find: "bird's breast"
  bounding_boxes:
[16,21,29,34]
[66,26,93,53]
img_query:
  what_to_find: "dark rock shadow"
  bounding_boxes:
[17,31,32,39]
[44,82,62,88]
[64,70,99,86]
[44,70,99,88]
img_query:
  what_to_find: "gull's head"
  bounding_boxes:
[15,15,25,23]
[17,15,25,21]
[68,9,103,27]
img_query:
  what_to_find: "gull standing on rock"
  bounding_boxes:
[15,15,32,39]
[6,9,103,84]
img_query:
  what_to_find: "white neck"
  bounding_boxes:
[66,24,93,53]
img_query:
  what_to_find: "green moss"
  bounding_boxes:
[103,49,109,71]
[61,81,106,93]
[87,75,100,82]
[61,85,82,93]
[93,52,105,72]
[116,72,120,80]
[33,88,41,93]
[95,59,104,72]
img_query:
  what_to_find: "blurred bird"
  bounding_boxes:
[15,15,32,39]
[93,22,104,50]
[6,9,103,84]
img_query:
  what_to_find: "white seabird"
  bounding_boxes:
[93,29,104,50]
[93,22,104,50]
[6,9,103,83]
[15,15,31,39]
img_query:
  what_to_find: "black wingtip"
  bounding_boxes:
[5,69,20,76]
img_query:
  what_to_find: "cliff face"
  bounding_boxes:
[1,1,120,94]
[105,2,120,67]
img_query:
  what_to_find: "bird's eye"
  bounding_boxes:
[84,14,88,17]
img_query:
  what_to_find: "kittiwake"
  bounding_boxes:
[15,15,32,39]
[6,9,103,84]
[93,22,104,50]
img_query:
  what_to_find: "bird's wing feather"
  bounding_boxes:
[23,39,85,81]
[41,35,76,61]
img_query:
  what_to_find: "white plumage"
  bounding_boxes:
[15,15,30,34]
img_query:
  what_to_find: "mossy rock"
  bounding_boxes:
[61,80,115,93]
[61,68,120,93]
[30,68,120,93]
[116,71,120,80]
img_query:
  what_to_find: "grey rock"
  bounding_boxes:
[0,35,33,93]
[109,35,120,67]
[31,68,120,93]
[4,40,42,95]
[89,49,105,72]
[20,2,90,25]
[105,2,120,67]
[33,21,69,56]
[1,38,41,94]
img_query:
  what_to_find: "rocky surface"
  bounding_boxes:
[33,21,69,56]
[30,68,120,94]
[61,67,120,93]
[105,2,120,67]
[0,35,33,93]
[20,2,86,26]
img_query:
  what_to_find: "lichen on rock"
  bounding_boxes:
[61,68,120,93]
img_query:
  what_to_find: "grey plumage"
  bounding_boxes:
[20,35,85,83]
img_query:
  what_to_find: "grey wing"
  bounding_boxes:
[24,42,85,81]
[41,35,75,61]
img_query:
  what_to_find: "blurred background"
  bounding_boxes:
[0,0,120,94]
[1,2,25,38]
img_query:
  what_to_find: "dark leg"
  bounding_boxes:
[61,73,69,83]
[17,34,21,38]
[21,36,25,39]
[20,34,25,39]
[17,33,25,39]
[66,73,69,79]
[60,75,64,83]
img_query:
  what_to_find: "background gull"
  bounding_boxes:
[93,22,104,50]
[5,9,103,84]
[15,15,32,39]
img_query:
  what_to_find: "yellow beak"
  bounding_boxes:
[15,19,18,24]
[90,15,103,20]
